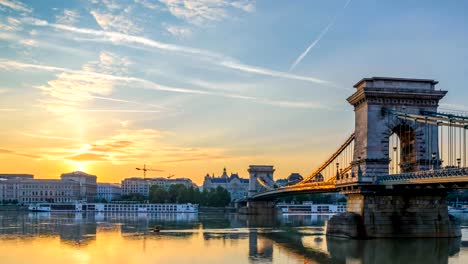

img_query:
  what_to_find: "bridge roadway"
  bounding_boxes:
[250,167,468,200]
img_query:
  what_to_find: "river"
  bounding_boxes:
[0,212,466,263]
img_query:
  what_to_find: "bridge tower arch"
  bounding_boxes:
[347,77,447,177]
[248,165,275,197]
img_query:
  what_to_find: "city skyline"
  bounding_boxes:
[1,0,468,185]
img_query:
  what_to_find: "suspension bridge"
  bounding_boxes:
[244,77,468,238]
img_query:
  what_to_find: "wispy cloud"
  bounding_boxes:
[76,109,162,113]
[0,17,22,32]
[56,9,80,25]
[158,0,255,25]
[289,0,352,71]
[20,132,80,142]
[22,17,331,85]
[0,88,10,94]
[91,10,142,34]
[134,0,164,11]
[0,108,17,111]
[0,0,31,13]
[164,24,192,37]
[0,59,328,109]
[0,148,41,159]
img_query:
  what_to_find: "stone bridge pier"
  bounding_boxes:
[327,191,460,238]
[245,200,277,216]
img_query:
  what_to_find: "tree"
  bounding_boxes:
[120,193,146,202]
[149,186,168,203]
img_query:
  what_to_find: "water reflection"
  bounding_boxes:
[0,212,466,264]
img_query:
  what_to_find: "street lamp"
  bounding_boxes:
[336,162,340,179]
[431,152,436,171]
[457,158,461,168]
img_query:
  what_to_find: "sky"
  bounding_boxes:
[0,0,468,185]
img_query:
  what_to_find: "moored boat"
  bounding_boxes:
[276,203,346,215]
[28,202,198,213]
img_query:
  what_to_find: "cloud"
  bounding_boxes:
[289,0,352,71]
[230,0,255,12]
[0,148,42,159]
[22,17,331,85]
[66,152,109,162]
[30,51,135,114]
[120,120,130,127]
[158,0,255,25]
[0,59,329,109]
[0,0,31,13]
[165,24,192,37]
[14,128,240,165]
[19,38,37,46]
[21,132,80,142]
[134,0,164,11]
[0,17,22,31]
[56,9,80,25]
[91,10,142,34]
[220,60,331,85]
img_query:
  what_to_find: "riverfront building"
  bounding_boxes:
[0,172,97,203]
[97,183,121,202]
[202,168,250,201]
[121,177,197,197]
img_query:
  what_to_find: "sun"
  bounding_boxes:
[70,161,88,172]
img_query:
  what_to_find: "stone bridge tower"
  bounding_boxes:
[248,165,275,197]
[347,77,447,177]
[327,77,460,239]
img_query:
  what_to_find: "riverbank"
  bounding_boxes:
[0,205,27,211]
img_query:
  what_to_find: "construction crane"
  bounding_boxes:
[135,164,163,179]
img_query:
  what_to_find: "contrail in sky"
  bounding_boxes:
[289,0,352,71]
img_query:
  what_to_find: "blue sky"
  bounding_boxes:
[0,0,467,184]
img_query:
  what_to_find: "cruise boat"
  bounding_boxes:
[276,203,346,215]
[28,203,198,213]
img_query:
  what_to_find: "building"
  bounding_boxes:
[121,177,197,197]
[0,172,97,204]
[0,174,34,180]
[287,173,304,185]
[15,179,81,204]
[97,183,121,202]
[203,168,250,201]
[61,171,97,202]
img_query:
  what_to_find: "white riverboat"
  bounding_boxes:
[28,203,198,213]
[276,203,346,215]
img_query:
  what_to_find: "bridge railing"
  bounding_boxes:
[336,174,374,185]
[377,167,468,184]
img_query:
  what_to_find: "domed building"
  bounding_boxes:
[287,173,303,185]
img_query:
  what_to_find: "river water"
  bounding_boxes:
[0,212,467,264]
